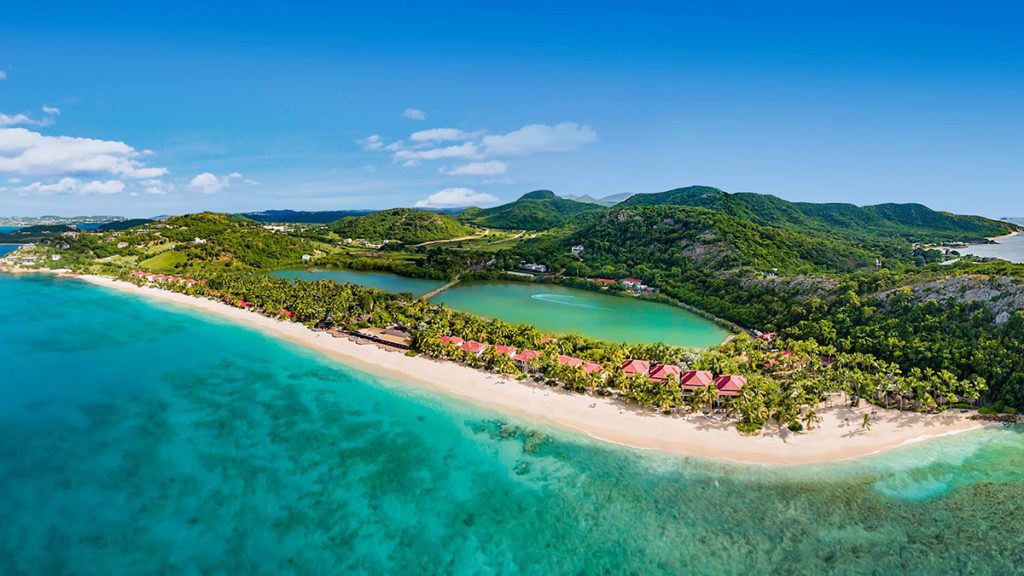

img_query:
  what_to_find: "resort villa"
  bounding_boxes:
[437,334,748,403]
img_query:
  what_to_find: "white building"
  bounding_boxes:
[571,245,585,256]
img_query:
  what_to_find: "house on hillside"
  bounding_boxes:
[521,263,547,273]
[570,245,585,257]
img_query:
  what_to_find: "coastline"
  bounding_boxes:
[69,273,988,466]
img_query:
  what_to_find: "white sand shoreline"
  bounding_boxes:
[65,273,989,466]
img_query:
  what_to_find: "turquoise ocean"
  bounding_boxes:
[2,274,1023,574]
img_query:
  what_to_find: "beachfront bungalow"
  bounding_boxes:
[540,336,558,344]
[620,359,650,377]
[461,340,488,356]
[649,364,681,383]
[557,355,584,368]
[355,327,414,350]
[493,344,517,357]
[714,375,747,397]
[582,361,604,375]
[514,349,541,371]
[679,370,714,394]
[438,335,464,347]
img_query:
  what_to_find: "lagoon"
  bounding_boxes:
[2,273,1024,574]
[270,267,444,297]
[433,280,730,348]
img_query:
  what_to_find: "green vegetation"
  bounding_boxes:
[459,190,605,230]
[114,272,986,433]
[13,184,1024,413]
[619,185,1016,243]
[331,208,477,244]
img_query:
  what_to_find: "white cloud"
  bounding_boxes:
[415,187,498,208]
[394,141,479,162]
[442,160,508,176]
[15,177,125,196]
[42,105,61,116]
[480,122,596,156]
[358,134,385,151]
[7,177,21,183]
[0,127,167,178]
[401,108,427,121]
[409,128,476,143]
[0,113,48,127]
[141,178,173,195]
[188,171,242,194]
[0,71,6,80]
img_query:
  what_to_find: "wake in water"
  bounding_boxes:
[530,293,613,311]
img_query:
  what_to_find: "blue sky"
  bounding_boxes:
[1,1,1021,217]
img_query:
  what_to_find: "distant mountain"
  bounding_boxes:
[241,209,377,223]
[459,190,605,230]
[559,192,634,207]
[95,219,155,231]
[331,208,476,244]
[618,186,1018,243]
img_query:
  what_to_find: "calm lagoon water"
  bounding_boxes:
[433,280,730,348]
[2,273,1024,574]
[271,268,443,297]
[959,232,1024,263]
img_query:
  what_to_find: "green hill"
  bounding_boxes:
[459,190,605,230]
[331,208,476,243]
[619,186,1018,243]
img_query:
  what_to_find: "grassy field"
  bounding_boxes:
[140,250,187,271]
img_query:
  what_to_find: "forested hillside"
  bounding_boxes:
[618,186,1017,243]
[459,190,604,230]
[332,208,476,243]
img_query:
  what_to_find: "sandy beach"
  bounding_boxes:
[73,273,988,465]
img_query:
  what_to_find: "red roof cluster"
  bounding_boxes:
[438,335,464,346]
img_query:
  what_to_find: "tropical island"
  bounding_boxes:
[3,185,1022,463]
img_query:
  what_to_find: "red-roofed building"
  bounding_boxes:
[279,309,298,319]
[493,344,517,357]
[620,359,650,377]
[591,278,617,285]
[237,300,253,309]
[461,340,488,355]
[714,375,747,396]
[757,332,777,344]
[540,337,558,344]
[621,277,644,287]
[582,361,604,375]
[557,355,583,368]
[438,335,464,347]
[649,364,681,382]
[679,370,715,392]
[514,349,541,371]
